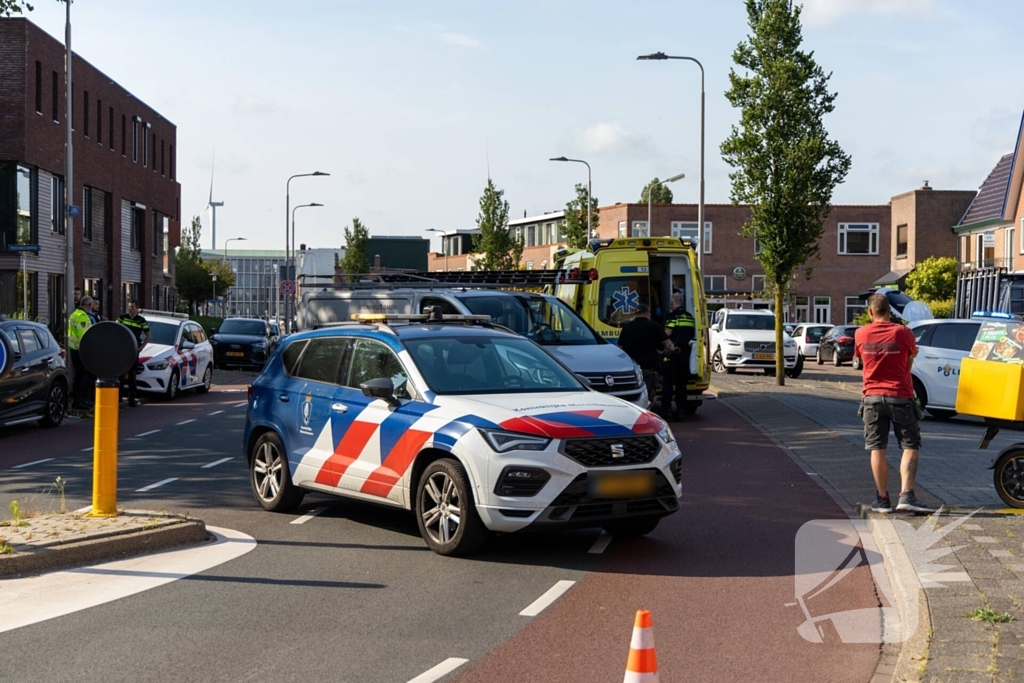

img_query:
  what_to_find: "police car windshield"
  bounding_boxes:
[726,315,775,331]
[148,321,179,346]
[219,319,266,336]
[404,335,585,395]
[459,295,600,346]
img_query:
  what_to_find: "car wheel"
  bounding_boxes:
[816,348,824,365]
[763,368,776,376]
[250,432,304,512]
[164,369,179,401]
[927,408,957,420]
[415,458,488,556]
[712,348,726,374]
[852,356,862,371]
[196,365,213,394]
[994,448,1024,509]
[38,380,66,428]
[786,355,804,379]
[602,516,661,538]
[832,349,842,367]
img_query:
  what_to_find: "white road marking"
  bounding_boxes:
[136,478,178,492]
[134,429,161,437]
[588,531,612,554]
[209,410,224,416]
[519,580,576,617]
[12,458,54,469]
[0,527,255,634]
[201,457,233,469]
[74,505,92,514]
[290,506,328,525]
[81,447,93,452]
[806,472,819,476]
[176,419,196,426]
[406,658,469,683]
[233,402,247,408]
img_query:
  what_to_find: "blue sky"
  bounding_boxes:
[20,0,1024,251]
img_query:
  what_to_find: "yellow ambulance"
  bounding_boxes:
[552,237,710,413]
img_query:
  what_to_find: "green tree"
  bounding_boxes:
[340,217,370,280]
[639,178,674,204]
[174,216,235,314]
[1,1,34,17]
[472,178,522,270]
[563,183,599,250]
[905,256,959,303]
[721,0,852,385]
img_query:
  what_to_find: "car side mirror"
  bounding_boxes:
[361,377,400,407]
[180,340,196,351]
[576,374,592,387]
[207,328,217,336]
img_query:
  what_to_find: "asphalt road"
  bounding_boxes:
[0,375,882,683]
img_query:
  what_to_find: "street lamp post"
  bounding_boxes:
[291,202,323,316]
[425,229,449,271]
[637,52,705,272]
[63,0,75,379]
[284,172,329,332]
[549,157,592,241]
[210,272,218,317]
[647,172,686,238]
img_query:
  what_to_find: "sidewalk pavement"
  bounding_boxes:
[710,372,1024,683]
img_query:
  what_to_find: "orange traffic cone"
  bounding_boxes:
[624,609,659,682]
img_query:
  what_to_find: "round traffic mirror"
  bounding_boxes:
[80,321,139,379]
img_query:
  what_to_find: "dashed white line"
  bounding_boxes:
[12,458,54,469]
[134,429,161,437]
[176,419,196,426]
[519,580,576,617]
[201,457,233,469]
[209,410,224,416]
[74,505,92,514]
[406,658,469,683]
[136,478,178,492]
[588,531,613,554]
[290,507,328,525]
[81,447,94,452]
[233,402,247,408]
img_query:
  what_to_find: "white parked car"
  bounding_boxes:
[709,309,800,377]
[791,324,833,360]
[136,312,214,400]
[908,318,981,419]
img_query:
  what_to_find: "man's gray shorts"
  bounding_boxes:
[858,396,922,451]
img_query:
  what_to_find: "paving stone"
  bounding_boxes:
[963,524,984,531]
[975,537,1002,544]
[992,549,1017,559]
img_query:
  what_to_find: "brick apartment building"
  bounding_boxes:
[428,184,974,325]
[0,18,181,338]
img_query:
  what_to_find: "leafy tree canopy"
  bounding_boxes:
[340,217,371,280]
[905,257,959,303]
[563,183,599,250]
[639,178,674,205]
[472,178,522,270]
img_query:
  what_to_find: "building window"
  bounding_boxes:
[845,296,866,323]
[51,71,59,122]
[752,275,766,292]
[151,132,156,171]
[526,261,535,270]
[632,221,649,237]
[34,61,42,113]
[704,275,726,292]
[169,144,175,180]
[50,175,63,235]
[122,115,127,156]
[96,99,102,143]
[109,107,114,150]
[527,225,536,247]
[163,217,171,276]
[795,296,810,323]
[838,223,879,255]
[132,117,139,162]
[142,123,149,166]
[814,296,831,324]
[83,187,93,241]
[83,91,89,137]
[152,211,160,257]
[618,221,627,238]
[670,221,712,254]
[161,140,165,176]
[10,165,34,245]
[896,224,908,259]
[1006,227,1015,271]
[131,207,143,251]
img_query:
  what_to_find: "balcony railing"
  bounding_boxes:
[961,257,1013,272]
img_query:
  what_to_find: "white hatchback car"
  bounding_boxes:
[908,318,981,419]
[791,324,833,360]
[136,312,215,400]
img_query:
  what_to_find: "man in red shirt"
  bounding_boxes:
[854,294,933,514]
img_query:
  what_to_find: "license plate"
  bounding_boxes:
[753,353,774,360]
[588,471,655,499]
[227,351,244,357]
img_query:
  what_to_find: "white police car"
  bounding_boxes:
[243,312,682,556]
[909,317,983,419]
[136,312,214,400]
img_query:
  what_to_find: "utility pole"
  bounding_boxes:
[64,0,75,348]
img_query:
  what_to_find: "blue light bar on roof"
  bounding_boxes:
[972,311,1013,319]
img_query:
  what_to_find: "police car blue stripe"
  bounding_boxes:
[377,402,442,458]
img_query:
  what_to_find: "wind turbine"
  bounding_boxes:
[207,155,224,250]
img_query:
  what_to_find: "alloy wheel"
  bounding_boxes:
[253,441,284,502]
[421,471,461,545]
[712,350,725,374]
[47,385,64,423]
[998,455,1024,506]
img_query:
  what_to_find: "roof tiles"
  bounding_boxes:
[958,153,1014,227]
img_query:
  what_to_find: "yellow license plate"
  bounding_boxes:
[753,353,774,360]
[589,471,656,499]
[227,351,245,357]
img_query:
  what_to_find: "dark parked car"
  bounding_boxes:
[816,325,860,368]
[209,317,277,369]
[0,319,67,428]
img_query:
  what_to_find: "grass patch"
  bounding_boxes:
[966,607,1014,624]
[0,542,14,555]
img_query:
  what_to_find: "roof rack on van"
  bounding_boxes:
[297,269,595,291]
[140,309,189,320]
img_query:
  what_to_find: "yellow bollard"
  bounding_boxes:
[85,380,120,517]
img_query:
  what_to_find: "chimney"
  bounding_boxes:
[374,254,381,270]
[523,209,527,218]
[921,181,932,191]
[300,243,307,250]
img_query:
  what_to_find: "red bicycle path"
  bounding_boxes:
[453,400,882,683]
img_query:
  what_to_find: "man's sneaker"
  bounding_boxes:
[871,495,894,514]
[896,490,934,513]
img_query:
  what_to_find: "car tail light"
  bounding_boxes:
[838,336,854,344]
[59,348,66,360]
[587,268,599,281]
[247,385,254,401]
[569,267,580,280]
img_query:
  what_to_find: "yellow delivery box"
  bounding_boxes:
[956,316,1024,421]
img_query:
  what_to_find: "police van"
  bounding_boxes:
[552,237,709,414]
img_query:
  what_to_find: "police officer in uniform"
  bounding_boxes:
[68,296,94,410]
[117,300,150,407]
[661,292,696,421]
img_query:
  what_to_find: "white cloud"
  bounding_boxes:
[801,0,935,27]
[577,122,657,159]
[440,32,483,49]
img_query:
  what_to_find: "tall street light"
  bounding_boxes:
[63,0,75,379]
[647,172,686,237]
[210,272,218,317]
[223,237,246,317]
[637,52,705,272]
[284,171,329,332]
[292,202,323,317]
[425,228,449,271]
[550,157,592,241]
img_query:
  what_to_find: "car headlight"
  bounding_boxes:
[479,429,552,453]
[147,361,169,371]
[658,423,676,445]
[253,343,266,350]
[633,362,644,384]
[784,339,796,347]
[724,338,742,346]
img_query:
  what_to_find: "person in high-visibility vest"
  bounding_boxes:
[660,292,695,421]
[68,296,94,410]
